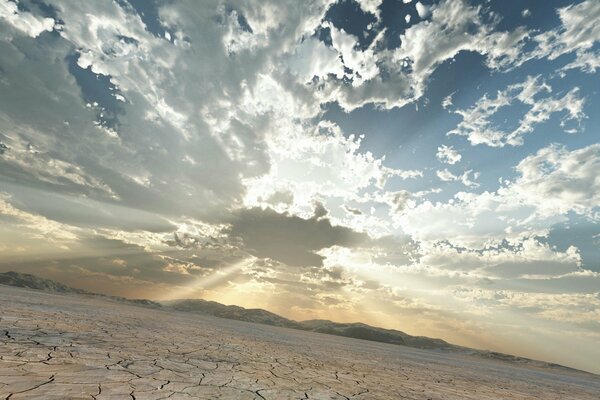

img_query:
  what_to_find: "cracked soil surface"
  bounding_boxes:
[1,285,599,399]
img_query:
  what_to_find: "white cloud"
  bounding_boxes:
[0,0,55,38]
[436,145,461,164]
[562,50,600,74]
[436,168,456,182]
[391,0,528,103]
[448,76,585,147]
[243,120,421,219]
[529,0,600,67]
[326,23,381,85]
[290,0,531,112]
[436,169,479,187]
[400,143,600,248]
[415,2,430,19]
[452,288,600,324]
[420,238,581,278]
[441,93,454,109]
[506,143,600,219]
[287,37,344,82]
[356,0,383,19]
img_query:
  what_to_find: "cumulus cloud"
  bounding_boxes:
[506,143,600,219]
[420,238,581,278]
[392,0,528,98]
[388,190,413,214]
[448,76,585,146]
[243,120,421,216]
[415,2,430,19]
[287,37,344,82]
[401,143,600,248]
[441,93,454,109]
[282,0,532,112]
[436,145,461,164]
[355,0,383,19]
[0,0,55,38]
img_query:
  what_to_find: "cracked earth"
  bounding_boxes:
[1,285,599,399]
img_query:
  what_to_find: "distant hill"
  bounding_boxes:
[166,300,456,350]
[299,320,454,349]
[166,299,303,328]
[0,271,162,308]
[0,271,90,294]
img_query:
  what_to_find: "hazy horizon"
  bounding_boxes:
[1,0,599,374]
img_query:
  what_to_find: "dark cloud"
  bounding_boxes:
[343,205,362,215]
[227,207,369,267]
[390,190,411,214]
[313,201,329,219]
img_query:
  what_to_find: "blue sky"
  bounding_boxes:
[0,0,599,373]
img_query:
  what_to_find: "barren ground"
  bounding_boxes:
[1,285,599,399]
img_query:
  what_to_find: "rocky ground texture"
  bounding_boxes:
[1,285,599,399]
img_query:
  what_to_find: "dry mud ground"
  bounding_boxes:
[0,285,599,399]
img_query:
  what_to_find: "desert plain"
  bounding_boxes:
[0,284,599,399]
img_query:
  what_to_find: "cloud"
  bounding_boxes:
[392,0,528,97]
[420,238,581,278]
[506,143,600,219]
[388,190,413,214]
[441,93,454,110]
[287,37,344,82]
[436,169,457,182]
[436,145,461,165]
[0,131,117,199]
[451,288,600,329]
[448,75,585,147]
[286,0,531,112]
[226,207,370,267]
[0,0,55,38]
[562,50,600,74]
[400,143,600,248]
[436,169,479,187]
[527,0,600,72]
[243,120,421,216]
[355,0,383,19]
[415,2,430,19]
[0,194,79,243]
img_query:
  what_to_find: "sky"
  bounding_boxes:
[0,0,599,373]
